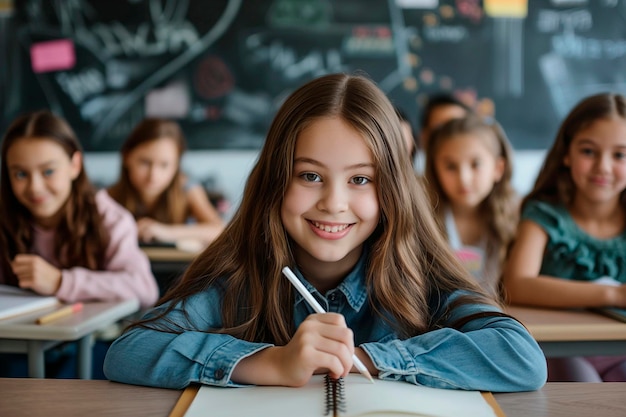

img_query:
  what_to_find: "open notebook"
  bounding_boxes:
[174,374,503,417]
[593,307,626,323]
[0,284,59,320]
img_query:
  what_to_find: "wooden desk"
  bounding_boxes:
[0,378,625,417]
[0,299,139,379]
[141,247,198,263]
[141,247,198,296]
[506,305,626,357]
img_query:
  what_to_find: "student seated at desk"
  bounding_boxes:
[418,92,473,152]
[424,115,519,299]
[0,110,158,377]
[107,118,225,247]
[104,73,546,392]
[504,93,626,382]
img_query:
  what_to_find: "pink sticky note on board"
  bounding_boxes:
[30,39,76,73]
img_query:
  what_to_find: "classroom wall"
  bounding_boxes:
[85,150,547,219]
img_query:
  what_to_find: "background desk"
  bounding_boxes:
[141,247,198,296]
[1,379,625,417]
[506,305,626,357]
[0,299,139,378]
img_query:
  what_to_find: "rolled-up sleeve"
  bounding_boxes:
[104,289,272,389]
[360,293,547,392]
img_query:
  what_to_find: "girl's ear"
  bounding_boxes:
[493,156,506,182]
[70,151,83,180]
[563,154,571,167]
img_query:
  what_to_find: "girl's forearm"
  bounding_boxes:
[505,275,621,308]
[230,346,285,385]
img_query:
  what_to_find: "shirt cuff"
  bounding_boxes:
[360,339,419,379]
[200,338,273,387]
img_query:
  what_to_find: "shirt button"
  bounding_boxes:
[214,369,225,380]
[328,293,337,301]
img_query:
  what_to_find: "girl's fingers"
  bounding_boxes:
[299,315,354,349]
[17,276,33,288]
[293,316,355,377]
[312,339,354,378]
[312,351,349,379]
[311,312,347,326]
[11,262,31,276]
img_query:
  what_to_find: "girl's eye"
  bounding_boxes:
[43,168,54,177]
[351,176,370,185]
[580,148,595,156]
[471,160,482,169]
[13,171,27,180]
[614,152,626,160]
[301,172,321,182]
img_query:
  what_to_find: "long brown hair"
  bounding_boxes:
[108,118,188,223]
[523,92,626,210]
[0,111,109,285]
[424,115,518,279]
[134,73,493,344]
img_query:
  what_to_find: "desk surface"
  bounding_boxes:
[0,299,139,340]
[0,379,624,417]
[505,305,626,342]
[141,247,199,262]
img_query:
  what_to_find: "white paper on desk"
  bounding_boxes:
[0,284,59,320]
[592,277,621,287]
[183,374,496,417]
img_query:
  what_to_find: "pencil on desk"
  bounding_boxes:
[36,302,83,324]
[282,266,375,383]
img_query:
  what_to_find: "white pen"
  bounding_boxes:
[282,266,375,383]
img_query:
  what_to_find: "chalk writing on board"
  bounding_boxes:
[1,0,625,151]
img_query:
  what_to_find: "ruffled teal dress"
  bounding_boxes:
[522,200,626,283]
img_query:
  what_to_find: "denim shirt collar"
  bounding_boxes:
[292,249,369,313]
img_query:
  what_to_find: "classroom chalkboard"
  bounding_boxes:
[1,0,625,151]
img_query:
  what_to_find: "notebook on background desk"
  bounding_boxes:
[140,239,205,254]
[169,374,506,417]
[139,241,178,249]
[0,284,59,320]
[593,307,626,323]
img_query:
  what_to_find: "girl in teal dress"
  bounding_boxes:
[504,93,626,381]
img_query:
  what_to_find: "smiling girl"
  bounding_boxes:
[108,118,224,246]
[504,93,626,381]
[0,111,157,306]
[104,73,546,392]
[424,115,518,298]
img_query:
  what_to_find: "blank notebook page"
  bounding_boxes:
[0,284,59,320]
[183,374,497,417]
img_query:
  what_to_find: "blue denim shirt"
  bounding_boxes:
[104,255,546,391]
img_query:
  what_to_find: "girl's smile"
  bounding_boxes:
[308,220,354,240]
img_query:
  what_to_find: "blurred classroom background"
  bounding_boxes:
[1,0,625,217]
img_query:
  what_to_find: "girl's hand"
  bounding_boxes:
[231,313,355,387]
[136,217,170,242]
[276,313,355,386]
[11,254,62,295]
[611,284,626,308]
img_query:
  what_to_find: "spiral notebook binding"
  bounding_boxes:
[336,377,346,413]
[324,375,346,416]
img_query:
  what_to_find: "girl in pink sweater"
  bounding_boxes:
[0,110,158,308]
